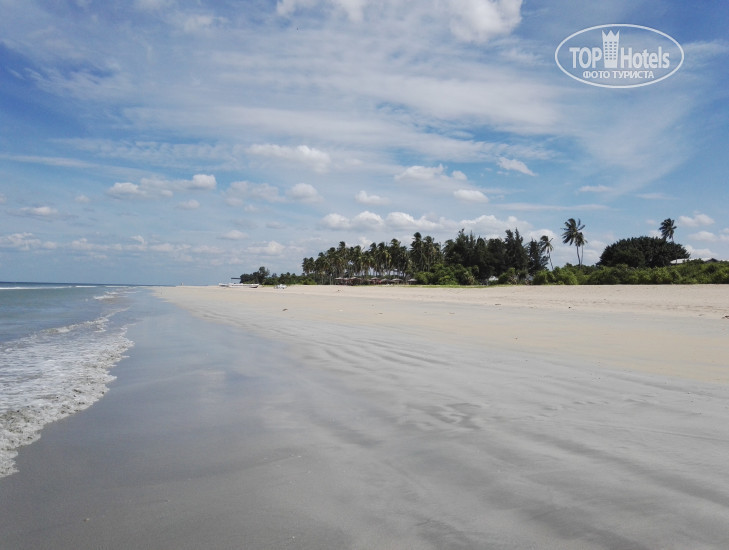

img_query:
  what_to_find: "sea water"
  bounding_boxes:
[0,282,136,478]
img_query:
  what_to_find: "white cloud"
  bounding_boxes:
[247,144,331,173]
[0,232,43,250]
[685,245,716,260]
[222,230,248,240]
[355,190,389,205]
[395,165,468,189]
[498,157,535,176]
[107,182,145,198]
[228,181,283,203]
[321,213,353,230]
[320,210,386,230]
[75,194,91,203]
[188,174,217,190]
[447,0,522,43]
[19,206,58,217]
[277,0,523,41]
[107,175,216,200]
[288,183,322,202]
[579,185,612,193]
[679,213,714,227]
[396,165,446,181]
[352,210,384,229]
[176,199,200,210]
[460,213,528,236]
[454,189,488,202]
[688,231,729,243]
[386,212,442,231]
[248,241,286,255]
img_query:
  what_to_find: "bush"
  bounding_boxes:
[532,270,555,285]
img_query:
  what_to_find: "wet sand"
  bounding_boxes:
[1,285,728,549]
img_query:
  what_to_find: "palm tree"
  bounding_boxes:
[423,235,440,271]
[539,235,554,270]
[660,218,676,242]
[562,218,586,267]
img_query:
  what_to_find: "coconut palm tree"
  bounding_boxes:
[562,218,586,267]
[660,218,676,242]
[539,235,554,270]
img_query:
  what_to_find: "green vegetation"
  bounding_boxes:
[561,218,587,267]
[532,261,729,285]
[599,236,689,268]
[238,216,727,286]
[299,229,550,286]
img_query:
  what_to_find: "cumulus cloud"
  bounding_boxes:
[498,157,535,176]
[320,211,385,230]
[386,212,442,230]
[107,175,216,200]
[19,206,59,218]
[221,229,248,240]
[319,209,528,235]
[352,210,385,228]
[679,213,714,227]
[460,213,528,236]
[0,232,43,250]
[395,165,468,189]
[688,230,729,243]
[187,174,217,190]
[288,183,322,202]
[247,144,331,173]
[454,189,488,202]
[107,182,145,198]
[75,194,91,203]
[355,190,389,205]
[320,213,352,230]
[248,241,286,255]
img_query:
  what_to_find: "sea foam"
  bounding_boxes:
[0,311,133,478]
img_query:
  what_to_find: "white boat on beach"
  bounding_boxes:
[219,283,259,288]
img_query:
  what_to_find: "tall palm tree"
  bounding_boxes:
[562,218,586,267]
[660,218,676,242]
[539,235,554,270]
[410,232,425,272]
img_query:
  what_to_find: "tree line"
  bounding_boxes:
[300,228,559,285]
[238,216,727,286]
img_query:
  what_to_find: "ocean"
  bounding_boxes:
[0,282,137,478]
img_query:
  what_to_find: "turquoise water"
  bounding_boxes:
[0,282,137,477]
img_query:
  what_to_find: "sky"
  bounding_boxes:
[1,0,727,285]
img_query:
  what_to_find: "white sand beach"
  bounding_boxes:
[1,284,728,549]
[165,284,729,383]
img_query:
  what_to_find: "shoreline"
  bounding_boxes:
[2,285,728,548]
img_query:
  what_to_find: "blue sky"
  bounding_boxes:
[1,0,727,285]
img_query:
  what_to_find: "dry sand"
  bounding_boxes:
[168,284,729,383]
[1,284,728,549]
